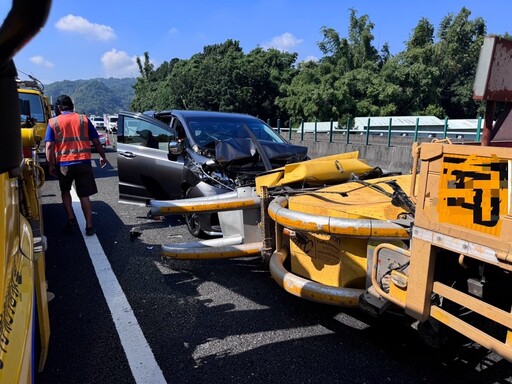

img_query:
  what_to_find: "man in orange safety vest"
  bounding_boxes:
[45,94,108,236]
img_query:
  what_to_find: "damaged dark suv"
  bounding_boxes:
[116,110,308,237]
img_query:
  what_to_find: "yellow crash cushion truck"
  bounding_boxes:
[369,35,512,362]
[0,139,50,383]
[17,77,53,169]
[0,0,52,382]
[263,35,512,363]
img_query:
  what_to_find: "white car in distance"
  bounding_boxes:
[107,115,118,134]
[90,116,106,130]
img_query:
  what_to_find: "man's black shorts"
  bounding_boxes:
[58,162,98,197]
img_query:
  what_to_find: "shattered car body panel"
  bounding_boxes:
[171,110,308,192]
[215,138,307,171]
[117,109,308,236]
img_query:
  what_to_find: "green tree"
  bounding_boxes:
[165,40,246,111]
[380,18,442,116]
[434,7,486,118]
[407,17,434,50]
[141,40,297,122]
[131,51,161,112]
[129,7,499,124]
[278,9,396,122]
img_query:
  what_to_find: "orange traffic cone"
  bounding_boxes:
[105,130,111,146]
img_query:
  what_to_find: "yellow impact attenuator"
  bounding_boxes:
[256,151,373,191]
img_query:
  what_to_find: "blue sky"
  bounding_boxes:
[2,0,510,84]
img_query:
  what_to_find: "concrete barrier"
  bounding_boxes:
[294,140,412,174]
[288,133,446,174]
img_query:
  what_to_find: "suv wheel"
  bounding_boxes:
[185,213,207,238]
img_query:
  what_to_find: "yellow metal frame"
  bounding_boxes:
[0,172,35,383]
[0,159,50,382]
[266,176,414,306]
[382,141,512,362]
[269,248,364,307]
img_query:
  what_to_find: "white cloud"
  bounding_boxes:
[101,49,140,78]
[168,27,178,34]
[55,14,116,41]
[30,55,54,68]
[261,32,303,52]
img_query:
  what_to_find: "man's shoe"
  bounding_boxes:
[62,218,78,234]
[85,227,95,236]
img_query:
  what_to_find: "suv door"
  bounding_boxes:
[117,111,184,205]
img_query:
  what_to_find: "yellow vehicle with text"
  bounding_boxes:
[18,76,53,167]
[368,36,512,361]
[0,0,52,382]
[264,35,512,362]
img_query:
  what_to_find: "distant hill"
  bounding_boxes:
[44,77,136,116]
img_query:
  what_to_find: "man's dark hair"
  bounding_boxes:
[56,94,74,112]
[53,102,61,116]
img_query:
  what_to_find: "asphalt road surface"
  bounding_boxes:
[36,149,512,384]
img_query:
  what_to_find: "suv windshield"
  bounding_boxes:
[183,116,283,148]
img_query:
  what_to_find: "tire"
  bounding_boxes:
[185,213,208,239]
[184,186,210,239]
[417,318,451,349]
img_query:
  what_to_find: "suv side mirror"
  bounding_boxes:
[169,140,183,155]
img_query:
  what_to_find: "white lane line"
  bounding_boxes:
[71,188,167,384]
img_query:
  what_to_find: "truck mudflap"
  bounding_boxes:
[34,234,50,371]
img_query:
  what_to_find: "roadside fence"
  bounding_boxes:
[268,117,484,147]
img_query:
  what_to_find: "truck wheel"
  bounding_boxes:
[417,318,451,349]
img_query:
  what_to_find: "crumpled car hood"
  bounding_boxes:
[214,138,308,170]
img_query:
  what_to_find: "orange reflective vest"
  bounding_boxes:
[49,113,91,163]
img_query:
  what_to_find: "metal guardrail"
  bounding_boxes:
[269,117,483,147]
